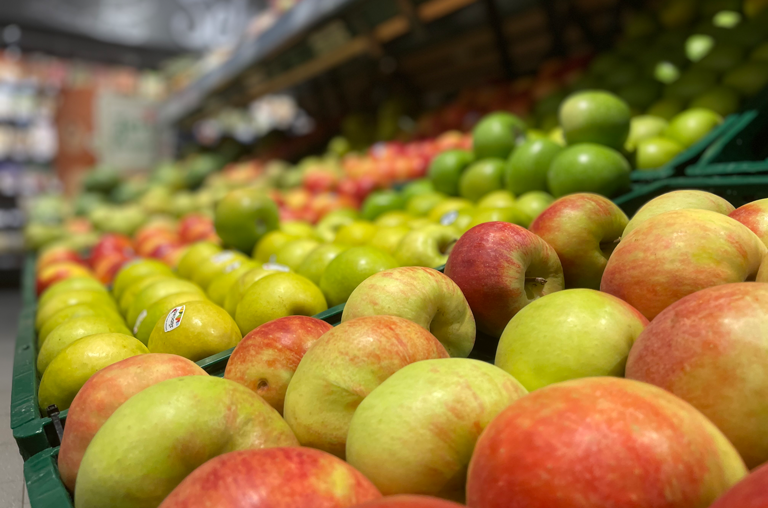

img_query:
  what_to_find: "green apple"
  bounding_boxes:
[477,190,516,209]
[504,138,562,194]
[548,127,565,146]
[40,277,106,309]
[36,290,119,332]
[665,108,722,148]
[625,115,669,152]
[690,86,741,116]
[38,333,147,412]
[334,220,378,246]
[297,244,349,285]
[374,210,415,228]
[214,189,279,253]
[636,137,685,169]
[347,358,526,498]
[472,112,527,159]
[235,273,327,334]
[118,275,175,317]
[394,224,459,268]
[343,267,475,357]
[274,238,320,270]
[459,159,506,202]
[127,278,205,331]
[315,209,358,242]
[646,97,684,120]
[428,149,474,196]
[685,34,715,61]
[74,377,298,508]
[367,225,411,256]
[38,304,124,346]
[191,250,249,290]
[559,91,631,150]
[361,190,405,221]
[253,231,299,262]
[723,61,768,96]
[134,291,208,344]
[280,220,315,238]
[547,144,631,198]
[206,260,258,306]
[224,265,289,317]
[111,259,173,302]
[401,178,435,201]
[406,192,448,217]
[176,242,221,280]
[149,299,242,360]
[653,60,682,84]
[514,191,555,226]
[427,198,474,223]
[496,289,647,391]
[466,207,529,231]
[319,246,399,307]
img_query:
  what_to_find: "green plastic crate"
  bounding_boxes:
[24,447,74,508]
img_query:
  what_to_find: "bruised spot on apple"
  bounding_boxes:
[445,221,564,338]
[58,354,207,491]
[466,377,747,508]
[224,315,333,414]
[602,209,766,320]
[342,267,475,357]
[623,189,735,237]
[283,315,449,458]
[159,447,382,508]
[709,462,768,508]
[530,193,628,290]
[626,283,768,469]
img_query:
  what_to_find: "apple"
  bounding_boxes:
[214,189,279,253]
[723,61,768,96]
[284,315,449,458]
[224,265,289,317]
[690,86,741,116]
[467,208,529,231]
[58,354,207,491]
[148,299,242,361]
[361,190,405,221]
[602,209,766,320]
[476,190,515,209]
[466,378,746,508]
[191,250,249,290]
[729,198,768,246]
[176,241,222,280]
[709,463,768,508]
[36,289,119,332]
[428,149,474,196]
[118,274,176,316]
[547,143,631,198]
[320,246,399,307]
[458,159,505,202]
[280,219,315,238]
[647,97,684,120]
[559,90,631,150]
[37,315,132,372]
[624,115,668,151]
[351,496,464,508]
[126,278,205,331]
[406,192,448,217]
[315,209,358,243]
[635,137,684,169]
[297,243,349,285]
[274,238,320,270]
[626,283,768,468]
[235,272,328,335]
[368,225,411,256]
[92,252,132,285]
[393,225,458,269]
[342,267,475,357]
[445,222,564,337]
[224,316,333,413]
[347,359,526,499]
[38,304,123,346]
[38,333,148,411]
[496,289,647,391]
[253,230,299,262]
[514,191,554,226]
[427,198,474,223]
[375,211,415,228]
[134,290,208,343]
[206,260,258,306]
[665,108,722,148]
[36,262,94,296]
[472,112,526,160]
[665,68,719,102]
[159,447,381,508]
[74,376,298,508]
[335,220,379,246]
[37,246,82,272]
[623,189,735,238]
[38,277,105,309]
[530,193,628,289]
[504,138,562,194]
[401,179,435,202]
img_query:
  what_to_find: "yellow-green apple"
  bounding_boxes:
[191,250,249,289]
[283,315,449,458]
[37,315,132,372]
[465,207,529,231]
[347,359,526,499]
[514,191,555,226]
[429,149,474,196]
[36,289,119,331]
[214,188,279,253]
[626,283,768,468]
[635,137,684,169]
[205,260,257,306]
[274,238,321,270]
[472,112,526,159]
[375,211,415,228]
[236,272,327,334]
[393,225,459,268]
[546,143,631,198]
[335,220,378,246]
[158,447,381,508]
[297,244,349,285]
[38,333,148,411]
[36,262,94,296]
[253,230,299,262]
[126,278,204,331]
[223,265,289,316]
[316,209,358,242]
[351,496,464,507]
[559,90,631,150]
[38,304,124,345]
[37,246,82,272]
[504,138,563,194]
[666,108,722,148]
[459,159,506,202]
[445,222,564,337]
[320,246,399,307]
[406,192,448,217]
[134,291,208,344]
[361,190,406,221]
[118,274,176,316]
[466,377,747,508]
[342,267,475,357]
[729,198,768,246]
[623,190,735,237]
[224,316,332,413]
[39,277,105,309]
[427,198,473,223]
[148,300,242,361]
[176,241,221,280]
[709,463,768,508]
[368,226,411,255]
[602,210,765,320]
[74,376,298,508]
[624,115,668,151]
[530,193,628,289]
[476,190,515,209]
[280,219,315,238]
[58,354,207,491]
[496,289,647,391]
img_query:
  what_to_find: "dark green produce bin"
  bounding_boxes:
[24,448,74,508]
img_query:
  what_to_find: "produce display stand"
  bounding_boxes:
[24,448,74,508]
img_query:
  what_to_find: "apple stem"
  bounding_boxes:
[525,277,547,285]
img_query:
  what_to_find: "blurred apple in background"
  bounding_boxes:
[546,143,631,198]
[320,246,398,307]
[274,238,320,270]
[476,190,515,209]
[504,138,562,195]
[36,262,94,296]
[393,225,458,269]
[253,230,299,262]
[224,265,289,317]
[176,241,222,280]
[665,108,722,147]
[472,112,526,159]
[361,190,405,221]
[559,90,631,150]
[624,115,668,151]
[428,150,474,196]
[458,159,505,202]
[406,192,448,217]
[335,220,379,246]
[368,225,411,255]
[635,137,685,169]
[214,189,279,253]
[297,243,349,284]
[514,191,555,226]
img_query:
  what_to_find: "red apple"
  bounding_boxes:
[58,354,207,491]
[445,222,564,337]
[92,252,133,285]
[159,447,382,508]
[37,247,82,273]
[36,262,94,296]
[351,495,464,507]
[601,209,766,320]
[466,377,747,508]
[224,316,333,414]
[709,463,768,508]
[89,233,134,265]
[626,283,768,469]
[729,198,768,246]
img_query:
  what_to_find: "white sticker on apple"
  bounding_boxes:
[133,309,147,335]
[262,262,290,272]
[440,210,459,226]
[164,305,186,333]
[223,260,242,274]
[211,251,236,264]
